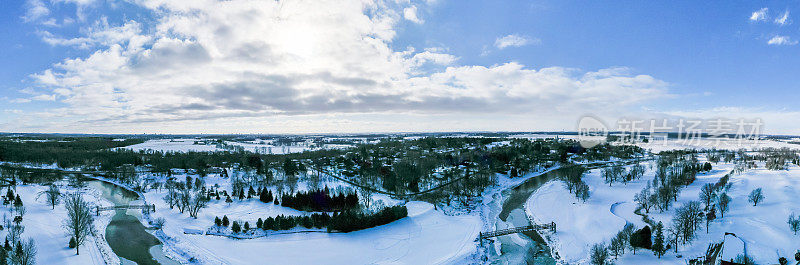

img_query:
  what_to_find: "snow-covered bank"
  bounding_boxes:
[1,184,117,265]
[475,165,568,264]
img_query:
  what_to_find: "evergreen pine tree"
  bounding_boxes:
[222,215,230,227]
[256,218,263,229]
[653,221,666,258]
[232,221,241,233]
[244,222,250,231]
[13,196,22,208]
[259,189,268,203]
[3,239,9,251]
[214,217,222,227]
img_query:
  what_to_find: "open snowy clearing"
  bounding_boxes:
[122,138,354,154]
[148,194,481,265]
[123,139,223,153]
[1,184,116,265]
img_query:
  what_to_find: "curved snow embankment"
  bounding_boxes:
[524,181,627,264]
[610,202,648,229]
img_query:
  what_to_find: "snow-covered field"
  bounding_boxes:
[122,138,354,154]
[527,161,800,264]
[144,174,481,265]
[123,139,223,153]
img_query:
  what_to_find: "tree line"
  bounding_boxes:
[213,205,407,233]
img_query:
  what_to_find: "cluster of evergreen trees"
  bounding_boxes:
[261,213,331,230]
[327,205,407,232]
[213,205,407,234]
[280,188,358,212]
[258,189,274,203]
[2,189,22,207]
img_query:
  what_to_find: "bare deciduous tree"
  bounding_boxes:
[63,192,93,255]
[634,185,652,213]
[747,188,764,206]
[716,193,731,218]
[699,183,715,210]
[5,218,24,245]
[12,238,36,265]
[590,243,609,265]
[187,191,209,218]
[37,184,61,210]
[788,213,800,235]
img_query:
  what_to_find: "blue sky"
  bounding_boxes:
[1,0,799,134]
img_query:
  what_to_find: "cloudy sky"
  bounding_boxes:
[1,0,799,134]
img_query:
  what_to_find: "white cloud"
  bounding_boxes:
[403,6,424,24]
[38,20,148,50]
[23,0,50,22]
[774,10,790,25]
[10,98,32,104]
[750,7,768,21]
[31,94,57,101]
[767,35,797,45]
[408,50,457,68]
[41,17,76,27]
[494,34,538,49]
[14,0,669,133]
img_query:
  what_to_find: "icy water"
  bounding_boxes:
[495,167,570,265]
[86,180,179,265]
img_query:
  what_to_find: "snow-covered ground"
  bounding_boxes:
[631,138,800,153]
[0,183,117,265]
[526,160,800,264]
[121,138,355,154]
[123,139,223,153]
[143,173,481,265]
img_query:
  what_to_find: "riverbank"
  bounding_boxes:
[476,164,565,264]
[83,176,185,265]
[0,182,118,265]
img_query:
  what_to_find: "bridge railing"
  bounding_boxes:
[478,222,556,241]
[95,204,155,216]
